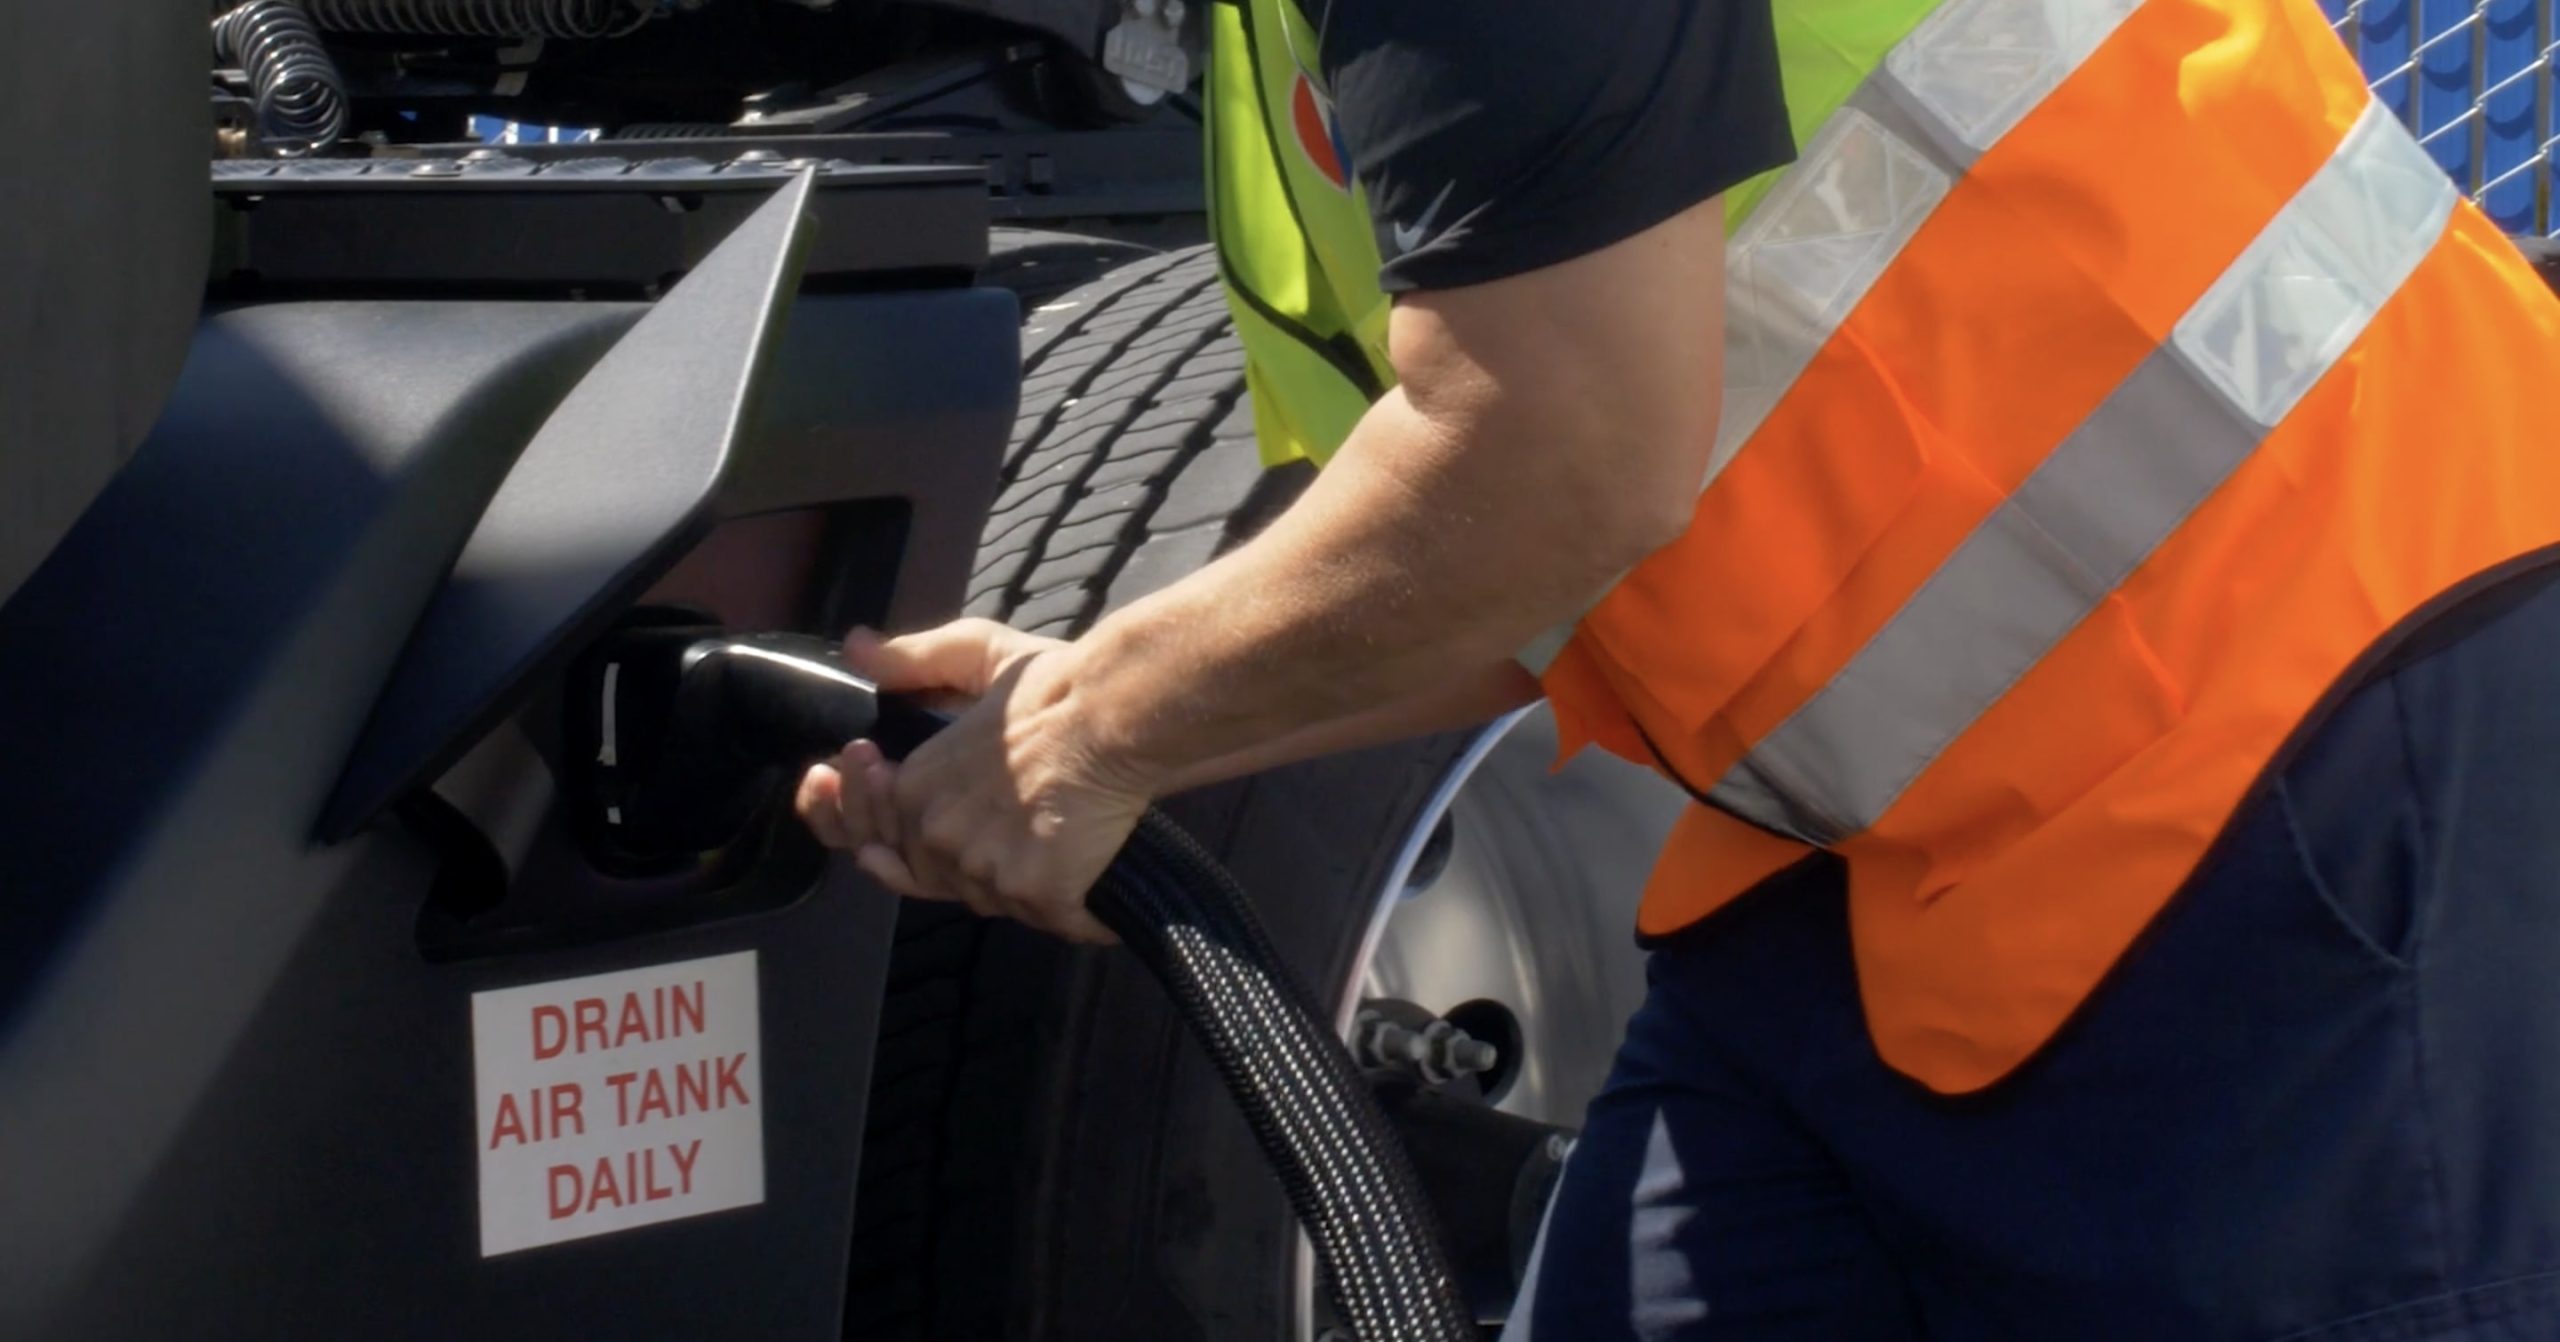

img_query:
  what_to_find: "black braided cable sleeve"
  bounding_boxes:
[1091,810,1477,1342]
[643,643,1475,1338]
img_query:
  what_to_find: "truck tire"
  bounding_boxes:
[844,246,1674,1341]
[843,245,1454,1341]
[977,228,1161,314]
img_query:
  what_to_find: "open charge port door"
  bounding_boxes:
[0,169,1018,1340]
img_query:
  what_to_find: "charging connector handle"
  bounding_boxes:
[675,632,951,763]
[592,631,946,858]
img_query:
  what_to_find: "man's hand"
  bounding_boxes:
[792,621,1150,945]
[792,619,1536,943]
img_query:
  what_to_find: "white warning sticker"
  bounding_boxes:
[471,950,764,1257]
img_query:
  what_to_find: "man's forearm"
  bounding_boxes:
[1048,202,1725,792]
[1058,390,1653,789]
[1159,659,1542,795]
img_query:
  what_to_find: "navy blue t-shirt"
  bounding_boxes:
[1303,0,1797,292]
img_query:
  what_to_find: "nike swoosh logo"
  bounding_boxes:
[1391,181,1457,256]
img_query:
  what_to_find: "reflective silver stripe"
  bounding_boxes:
[2174,99,2460,427]
[1887,0,2152,152]
[1525,0,2143,677]
[1715,107,1956,480]
[1713,0,2143,478]
[1711,100,2458,844]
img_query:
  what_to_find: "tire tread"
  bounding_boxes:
[846,245,1309,1342]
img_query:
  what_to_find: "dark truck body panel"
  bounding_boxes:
[0,163,1017,1339]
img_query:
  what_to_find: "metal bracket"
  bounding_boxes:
[1103,0,1191,95]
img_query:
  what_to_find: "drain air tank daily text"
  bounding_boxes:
[470,951,765,1256]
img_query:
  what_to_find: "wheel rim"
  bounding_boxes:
[1300,705,1688,1335]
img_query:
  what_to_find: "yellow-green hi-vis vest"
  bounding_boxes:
[1204,0,1391,467]
[1206,0,1909,465]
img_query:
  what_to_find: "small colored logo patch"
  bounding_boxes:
[1291,73,1352,192]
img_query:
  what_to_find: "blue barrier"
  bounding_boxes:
[2327,0,2559,234]
[467,115,599,145]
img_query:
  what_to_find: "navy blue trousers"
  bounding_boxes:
[1509,569,2560,1341]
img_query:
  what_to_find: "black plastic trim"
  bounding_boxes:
[318,172,819,840]
[213,157,983,294]
[364,126,1206,227]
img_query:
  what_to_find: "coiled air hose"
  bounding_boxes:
[212,1,350,156]
[596,632,1476,1341]
[299,0,653,38]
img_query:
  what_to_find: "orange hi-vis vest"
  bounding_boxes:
[1528,0,2560,1092]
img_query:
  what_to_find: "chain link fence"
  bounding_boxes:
[2326,0,2560,234]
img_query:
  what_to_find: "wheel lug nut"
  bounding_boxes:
[1352,1006,1500,1084]
[1446,1037,1499,1076]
